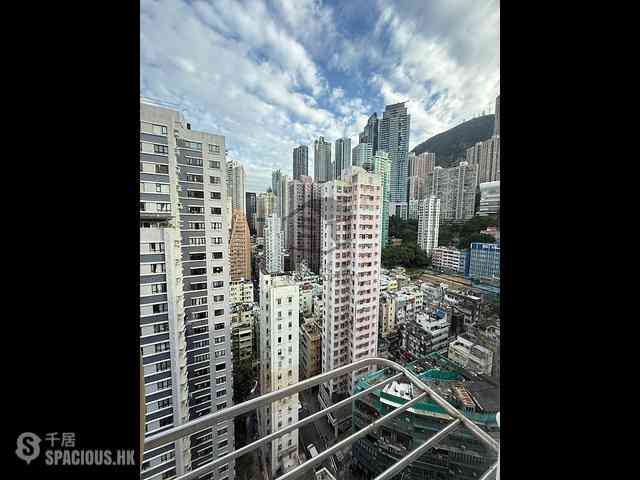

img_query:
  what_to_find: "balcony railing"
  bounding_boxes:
[144,357,499,480]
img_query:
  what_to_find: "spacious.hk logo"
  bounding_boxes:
[15,432,135,467]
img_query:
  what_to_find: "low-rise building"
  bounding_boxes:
[432,247,470,275]
[448,334,494,376]
[401,308,452,359]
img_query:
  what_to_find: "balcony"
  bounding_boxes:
[144,357,499,480]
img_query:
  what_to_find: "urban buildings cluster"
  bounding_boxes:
[140,93,500,480]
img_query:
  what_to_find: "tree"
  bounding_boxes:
[457,233,496,250]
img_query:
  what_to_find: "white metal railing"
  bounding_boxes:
[144,357,499,480]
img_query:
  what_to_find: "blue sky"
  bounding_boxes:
[141,0,500,192]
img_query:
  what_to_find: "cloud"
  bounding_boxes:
[140,0,499,191]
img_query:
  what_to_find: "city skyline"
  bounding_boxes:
[141,0,500,192]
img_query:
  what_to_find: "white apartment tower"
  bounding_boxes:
[264,214,284,274]
[417,195,441,256]
[140,100,235,480]
[258,271,301,476]
[319,166,382,426]
[227,159,246,213]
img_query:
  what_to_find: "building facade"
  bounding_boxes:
[300,319,322,380]
[227,159,246,213]
[229,279,254,305]
[408,151,435,178]
[417,195,440,256]
[468,242,500,281]
[334,137,351,180]
[362,151,391,249]
[319,166,382,435]
[264,214,284,274]
[293,145,309,180]
[140,101,235,480]
[245,192,257,235]
[351,142,372,169]
[432,247,470,274]
[426,162,477,223]
[478,181,500,216]
[256,191,277,238]
[258,272,301,476]
[286,176,322,274]
[229,209,252,281]
[379,102,410,203]
[313,136,332,183]
[359,113,380,154]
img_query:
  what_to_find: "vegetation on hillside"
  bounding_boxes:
[412,115,495,168]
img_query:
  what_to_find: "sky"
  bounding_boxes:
[141,0,500,193]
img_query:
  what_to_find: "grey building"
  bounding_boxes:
[351,142,372,169]
[313,136,332,183]
[478,181,500,216]
[379,102,410,203]
[359,112,380,154]
[334,137,351,180]
[140,100,235,480]
[494,94,500,136]
[245,192,257,234]
[293,145,309,179]
[426,162,477,223]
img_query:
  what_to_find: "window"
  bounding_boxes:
[216,402,227,411]
[155,342,170,352]
[193,353,210,363]
[214,309,224,317]
[187,237,206,246]
[190,296,207,305]
[186,174,203,183]
[154,144,169,154]
[183,157,203,167]
[212,252,223,259]
[153,323,169,334]
[209,144,221,154]
[193,367,209,377]
[211,192,221,200]
[189,252,206,261]
[212,281,224,288]
[190,282,207,291]
[209,160,221,169]
[215,376,226,385]
[186,190,204,199]
[218,440,228,449]
[188,222,205,230]
[211,207,222,215]
[192,326,208,335]
[216,389,227,398]
[213,295,224,302]
[192,339,210,349]
[215,363,226,371]
[214,323,224,330]
[214,336,225,344]
[211,237,222,245]
[218,464,229,474]
[155,164,169,174]
[214,349,225,358]
[158,398,172,409]
[211,222,223,230]
[210,176,221,184]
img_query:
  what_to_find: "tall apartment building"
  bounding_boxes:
[256,191,276,238]
[272,169,283,196]
[469,242,500,281]
[479,136,500,184]
[362,151,390,248]
[229,279,254,305]
[334,137,351,180]
[417,196,440,256]
[351,142,372,169]
[231,303,256,365]
[407,175,426,201]
[140,101,234,480]
[426,162,477,223]
[408,151,435,178]
[264,214,284,274]
[359,112,380,154]
[287,176,321,274]
[319,167,382,435]
[293,145,309,179]
[466,141,483,168]
[277,174,289,248]
[300,318,322,380]
[258,272,301,476]
[229,209,252,281]
[227,159,246,213]
[479,181,500,216]
[313,136,332,183]
[379,102,410,203]
[245,192,257,234]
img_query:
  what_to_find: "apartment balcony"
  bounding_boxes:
[140,210,174,220]
[144,357,500,480]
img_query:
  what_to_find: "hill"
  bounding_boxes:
[412,114,495,168]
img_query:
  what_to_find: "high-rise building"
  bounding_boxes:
[465,141,483,171]
[408,151,435,178]
[278,174,289,248]
[256,191,277,238]
[140,101,234,479]
[379,102,410,203]
[319,166,382,436]
[293,145,309,179]
[479,181,500,216]
[258,271,301,476]
[287,176,322,274]
[245,192,257,234]
[426,162,477,223]
[351,142,372,169]
[494,94,500,136]
[363,151,390,248]
[272,169,283,198]
[227,159,246,213]
[264,214,284,274]
[479,136,500,184]
[299,318,322,380]
[417,195,441,256]
[359,112,380,154]
[229,209,252,281]
[407,175,426,201]
[334,137,351,180]
[313,136,332,183]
